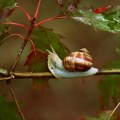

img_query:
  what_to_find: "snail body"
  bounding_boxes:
[47,47,98,78]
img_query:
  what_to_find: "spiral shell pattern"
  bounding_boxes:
[63,48,93,71]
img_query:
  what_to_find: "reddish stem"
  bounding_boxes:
[16,5,32,21]
[10,0,43,71]
[3,33,25,40]
[1,22,29,31]
[2,33,36,55]
[35,16,68,26]
[29,38,37,56]
[34,0,42,19]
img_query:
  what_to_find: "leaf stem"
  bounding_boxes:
[1,22,29,31]
[34,0,42,19]
[35,15,68,26]
[16,5,32,21]
[2,33,36,55]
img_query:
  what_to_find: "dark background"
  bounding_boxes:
[0,0,120,120]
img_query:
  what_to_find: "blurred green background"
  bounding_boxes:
[0,0,120,120]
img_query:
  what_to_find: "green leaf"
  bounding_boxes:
[0,0,16,9]
[0,95,21,120]
[25,26,69,92]
[98,61,120,108]
[0,0,17,20]
[72,6,120,33]
[31,27,70,59]
[0,25,9,45]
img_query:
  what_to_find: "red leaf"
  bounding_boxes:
[25,50,49,92]
[93,5,112,14]
[24,49,48,67]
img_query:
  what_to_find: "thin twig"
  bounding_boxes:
[0,75,14,81]
[96,68,120,75]
[7,82,25,120]
[108,102,120,120]
[9,0,43,71]
[34,0,42,19]
[4,74,25,120]
[10,0,42,71]
[1,22,29,31]
[10,18,35,71]
[8,1,43,118]
[6,10,36,120]
[2,33,36,55]
[12,71,53,78]
[7,10,36,120]
[16,5,32,20]
[35,16,68,26]
[6,1,42,120]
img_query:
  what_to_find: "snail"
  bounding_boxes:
[47,47,98,78]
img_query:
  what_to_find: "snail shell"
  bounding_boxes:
[63,48,93,72]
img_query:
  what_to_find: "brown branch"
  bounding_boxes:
[0,68,120,81]
[8,1,42,119]
[7,1,42,119]
[7,83,25,120]
[96,68,120,75]
[10,19,35,71]
[4,73,25,120]
[6,6,38,120]
[10,0,43,72]
[0,76,14,81]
